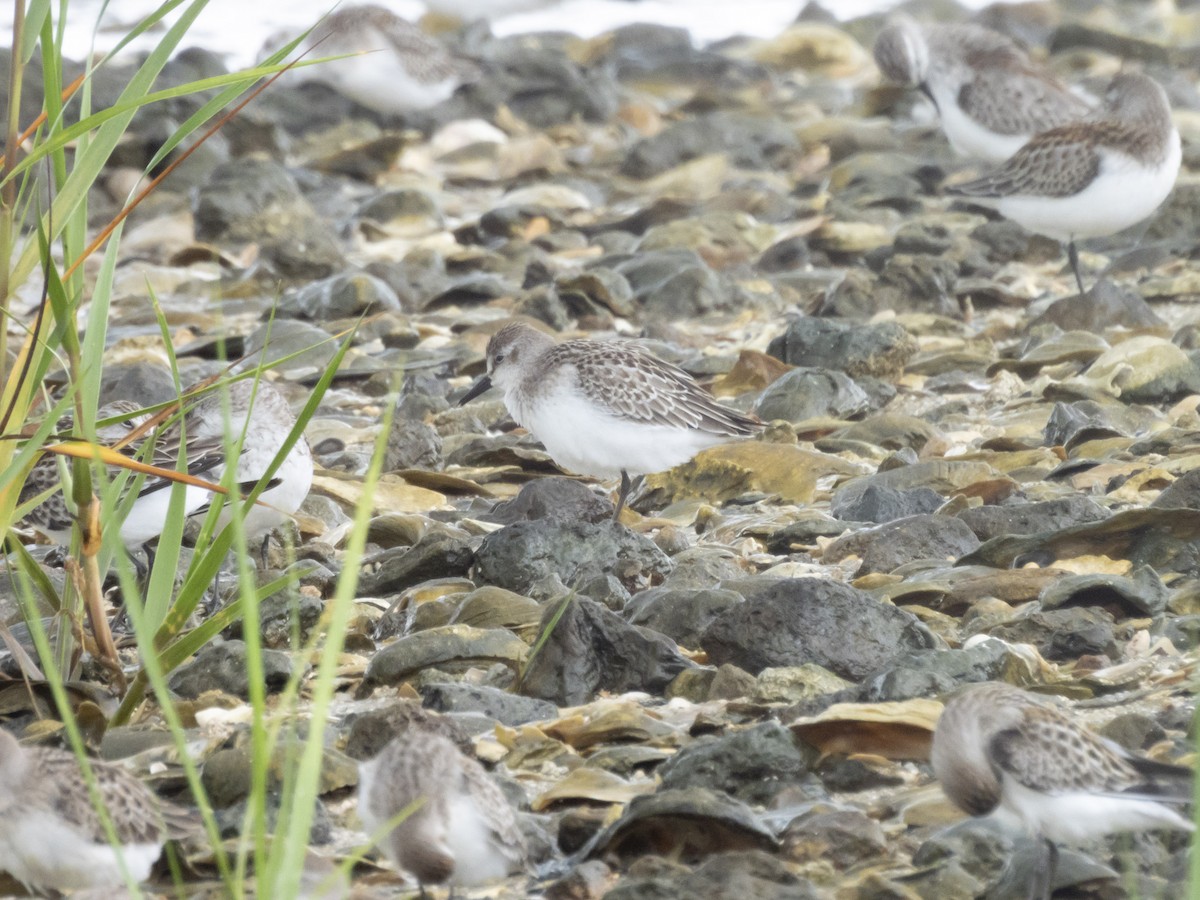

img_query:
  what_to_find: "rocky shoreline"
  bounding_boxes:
[5,0,1199,896]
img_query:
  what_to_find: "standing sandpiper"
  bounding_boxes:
[357,727,528,892]
[945,71,1181,295]
[873,16,1091,162]
[299,4,481,116]
[932,682,1193,900]
[458,323,764,519]
[0,729,200,893]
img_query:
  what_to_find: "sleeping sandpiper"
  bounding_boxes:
[932,682,1193,900]
[0,728,200,893]
[873,15,1091,161]
[299,4,481,116]
[357,727,527,891]
[183,378,313,545]
[458,323,764,519]
[20,400,223,552]
[945,71,1181,294]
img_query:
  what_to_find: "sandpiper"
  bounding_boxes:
[932,682,1193,900]
[357,727,528,891]
[457,323,764,519]
[945,71,1181,294]
[299,4,481,116]
[19,400,223,551]
[0,728,200,893]
[183,378,313,544]
[873,15,1091,161]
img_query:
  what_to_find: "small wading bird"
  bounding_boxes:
[932,682,1194,900]
[295,4,481,116]
[944,71,1181,295]
[873,15,1091,161]
[357,728,528,895]
[20,378,312,568]
[0,729,200,893]
[458,322,764,519]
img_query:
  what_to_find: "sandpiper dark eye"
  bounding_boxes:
[494,352,505,364]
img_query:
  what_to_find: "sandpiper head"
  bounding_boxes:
[873,16,929,86]
[1101,71,1170,123]
[458,323,555,405]
[931,682,1025,817]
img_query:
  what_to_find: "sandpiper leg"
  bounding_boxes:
[1027,837,1057,900]
[613,470,632,521]
[1067,240,1085,295]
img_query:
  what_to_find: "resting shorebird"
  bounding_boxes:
[873,15,1091,161]
[357,727,527,892]
[0,729,200,893]
[932,682,1193,900]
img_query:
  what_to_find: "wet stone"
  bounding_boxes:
[701,578,935,682]
[754,367,871,422]
[519,596,694,706]
[986,607,1117,662]
[473,519,673,600]
[831,484,944,524]
[956,496,1110,541]
[169,639,293,699]
[359,532,474,596]
[419,682,556,727]
[860,640,1015,702]
[484,477,613,525]
[823,514,981,575]
[767,317,917,380]
[658,721,819,805]
[625,587,744,649]
[781,808,888,870]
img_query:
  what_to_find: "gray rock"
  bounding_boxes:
[860,639,1014,701]
[484,477,612,525]
[1029,278,1165,331]
[957,496,1110,541]
[621,111,798,179]
[169,639,293,699]
[243,319,339,377]
[831,484,943,524]
[605,850,819,900]
[192,159,343,278]
[767,317,916,380]
[362,626,527,690]
[385,413,442,471]
[419,682,556,727]
[701,578,935,681]
[626,587,743,649]
[343,700,472,760]
[987,607,1117,661]
[781,809,888,870]
[519,596,694,706]
[1153,469,1200,509]
[754,367,870,422]
[613,250,726,321]
[823,255,958,318]
[98,362,180,408]
[658,721,818,805]
[281,272,402,320]
[1038,566,1168,618]
[823,514,981,575]
[474,520,673,600]
[359,532,474,597]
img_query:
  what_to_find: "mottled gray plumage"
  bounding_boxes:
[19,400,225,548]
[0,729,199,892]
[358,728,527,889]
[933,682,1193,838]
[948,73,1176,200]
[874,15,1089,160]
[459,323,763,518]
